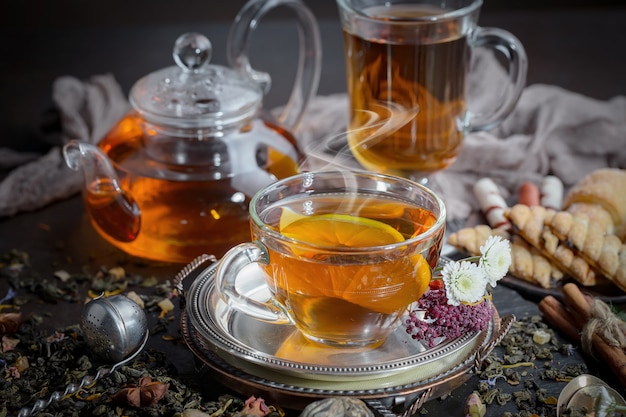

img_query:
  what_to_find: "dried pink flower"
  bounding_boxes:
[111,376,169,407]
[0,312,21,335]
[235,396,270,417]
[2,335,19,352]
[405,289,493,347]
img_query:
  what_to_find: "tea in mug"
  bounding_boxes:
[257,193,441,346]
[343,4,469,177]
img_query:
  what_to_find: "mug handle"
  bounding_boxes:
[215,242,292,324]
[468,27,528,132]
[227,0,322,131]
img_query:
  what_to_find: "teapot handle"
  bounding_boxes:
[227,0,322,131]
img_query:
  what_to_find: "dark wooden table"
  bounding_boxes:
[1,2,626,416]
[0,193,603,416]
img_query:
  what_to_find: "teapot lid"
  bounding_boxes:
[129,32,262,129]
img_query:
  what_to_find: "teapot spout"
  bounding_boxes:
[63,140,118,185]
[63,140,141,243]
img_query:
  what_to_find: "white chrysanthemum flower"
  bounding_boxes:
[479,236,512,287]
[441,260,488,306]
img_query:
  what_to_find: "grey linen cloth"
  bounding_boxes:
[0,74,130,217]
[429,85,626,220]
[1,54,625,221]
[294,95,626,222]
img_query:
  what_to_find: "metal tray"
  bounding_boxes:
[178,260,514,415]
[185,262,485,381]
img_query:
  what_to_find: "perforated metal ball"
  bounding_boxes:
[80,295,148,363]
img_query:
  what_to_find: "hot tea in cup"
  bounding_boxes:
[215,171,446,347]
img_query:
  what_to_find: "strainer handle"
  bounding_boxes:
[17,369,107,417]
[174,254,218,308]
[17,331,148,417]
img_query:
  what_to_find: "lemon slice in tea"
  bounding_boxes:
[280,213,405,247]
[278,207,308,232]
[277,212,432,314]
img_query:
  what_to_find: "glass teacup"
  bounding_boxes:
[215,171,446,347]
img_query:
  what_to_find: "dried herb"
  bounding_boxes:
[0,250,284,417]
[474,314,588,417]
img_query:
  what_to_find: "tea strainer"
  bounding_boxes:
[17,294,149,417]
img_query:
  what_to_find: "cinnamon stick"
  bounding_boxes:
[562,282,592,323]
[541,287,626,389]
[590,332,626,389]
[538,295,581,343]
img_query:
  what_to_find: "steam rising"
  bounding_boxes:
[298,100,419,175]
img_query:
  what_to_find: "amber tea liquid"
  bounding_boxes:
[343,4,470,177]
[257,193,442,346]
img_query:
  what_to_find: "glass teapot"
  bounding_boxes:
[63,0,321,263]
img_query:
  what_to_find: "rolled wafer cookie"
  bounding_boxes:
[540,175,564,210]
[510,234,563,289]
[473,178,511,230]
[518,182,541,207]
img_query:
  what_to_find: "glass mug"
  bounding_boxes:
[336,0,528,181]
[215,171,446,347]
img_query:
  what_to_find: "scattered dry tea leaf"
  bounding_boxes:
[140,276,159,287]
[543,396,558,406]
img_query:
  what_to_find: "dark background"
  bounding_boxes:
[2,0,626,153]
[5,0,625,25]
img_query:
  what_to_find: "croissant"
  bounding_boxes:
[563,168,626,240]
[504,204,605,286]
[447,224,562,288]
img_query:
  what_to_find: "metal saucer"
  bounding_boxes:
[181,258,514,397]
[181,298,512,414]
[185,261,488,382]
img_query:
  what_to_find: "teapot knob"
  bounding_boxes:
[173,32,212,73]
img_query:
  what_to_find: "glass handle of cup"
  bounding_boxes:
[215,242,292,324]
[468,27,528,132]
